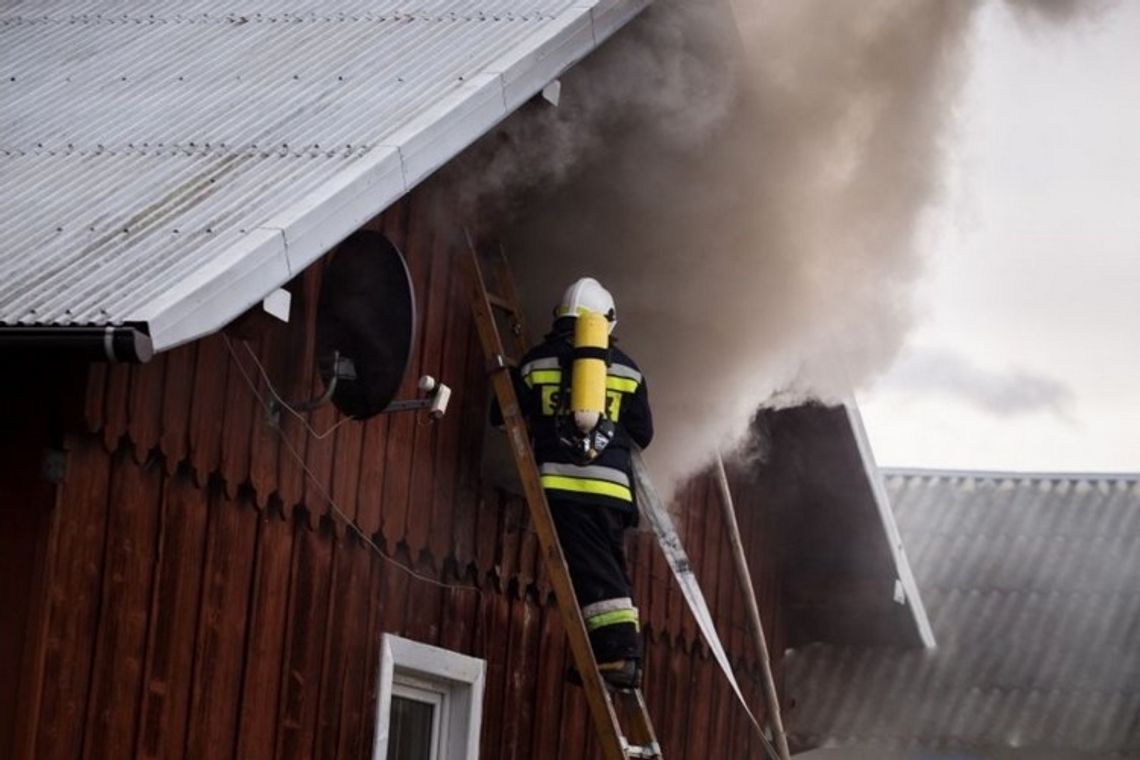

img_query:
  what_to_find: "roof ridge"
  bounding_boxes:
[880,466,1140,483]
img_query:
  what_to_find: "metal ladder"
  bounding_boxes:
[465,237,663,760]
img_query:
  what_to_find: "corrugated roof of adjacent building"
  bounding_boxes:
[786,470,1140,757]
[0,0,647,351]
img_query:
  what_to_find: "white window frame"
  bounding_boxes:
[372,634,485,760]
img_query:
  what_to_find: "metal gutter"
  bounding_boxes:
[0,325,154,363]
[843,400,937,649]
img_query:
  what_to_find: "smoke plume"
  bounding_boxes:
[875,347,1077,420]
[446,0,1093,487]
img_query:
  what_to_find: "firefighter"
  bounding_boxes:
[506,276,653,688]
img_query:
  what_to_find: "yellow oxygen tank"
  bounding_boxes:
[570,310,609,434]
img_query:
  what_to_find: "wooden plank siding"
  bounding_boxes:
[6,183,785,760]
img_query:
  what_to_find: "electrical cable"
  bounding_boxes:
[231,337,353,440]
[221,333,481,596]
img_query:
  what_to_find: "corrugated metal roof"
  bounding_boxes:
[0,0,648,351]
[786,471,1140,756]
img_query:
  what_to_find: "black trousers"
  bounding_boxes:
[549,497,641,662]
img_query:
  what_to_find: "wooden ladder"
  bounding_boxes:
[465,238,663,760]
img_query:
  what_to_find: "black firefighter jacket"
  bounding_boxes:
[503,323,654,517]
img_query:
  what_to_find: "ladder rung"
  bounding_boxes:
[623,741,662,758]
[486,292,516,312]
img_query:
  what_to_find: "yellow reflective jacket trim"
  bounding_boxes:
[585,608,640,631]
[540,474,633,502]
[539,462,630,486]
[524,367,639,393]
[525,368,562,387]
[605,376,639,393]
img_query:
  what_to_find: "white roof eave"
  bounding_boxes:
[844,400,937,649]
[22,1,650,353]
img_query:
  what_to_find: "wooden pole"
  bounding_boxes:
[713,453,792,760]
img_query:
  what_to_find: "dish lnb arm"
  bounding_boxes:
[383,375,452,419]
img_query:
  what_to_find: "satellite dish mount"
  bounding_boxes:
[266,229,450,424]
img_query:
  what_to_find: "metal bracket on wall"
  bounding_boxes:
[264,351,351,426]
[381,375,452,419]
[264,356,451,427]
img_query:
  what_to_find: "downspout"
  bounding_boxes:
[0,325,154,363]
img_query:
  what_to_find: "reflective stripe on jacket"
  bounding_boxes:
[581,597,639,632]
[539,462,633,503]
[506,323,654,515]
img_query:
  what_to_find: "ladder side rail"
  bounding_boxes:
[489,244,662,756]
[466,249,633,760]
[492,243,532,359]
[616,689,662,757]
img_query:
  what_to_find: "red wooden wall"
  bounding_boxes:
[7,185,784,760]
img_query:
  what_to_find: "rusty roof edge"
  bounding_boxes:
[134,0,651,352]
[842,399,937,649]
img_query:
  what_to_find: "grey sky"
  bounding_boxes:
[859,0,1140,472]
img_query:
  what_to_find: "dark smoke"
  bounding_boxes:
[444,0,1100,487]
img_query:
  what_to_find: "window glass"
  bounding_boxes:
[386,695,435,760]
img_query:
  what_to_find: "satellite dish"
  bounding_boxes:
[315,230,415,419]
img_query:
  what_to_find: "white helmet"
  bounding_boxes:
[556,277,616,330]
